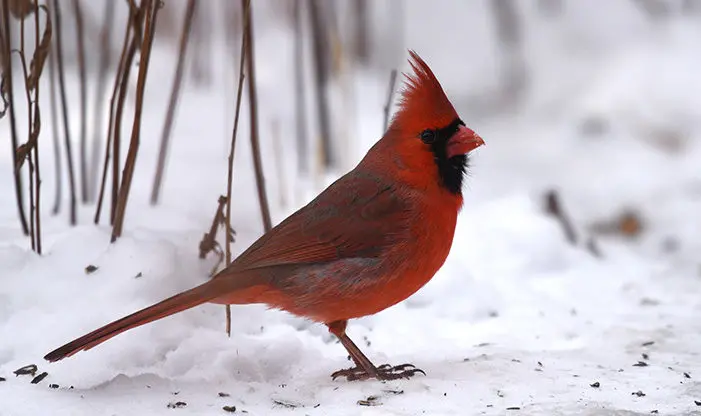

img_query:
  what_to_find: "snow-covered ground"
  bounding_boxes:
[2,2,701,415]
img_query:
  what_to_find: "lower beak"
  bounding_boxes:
[445,125,485,159]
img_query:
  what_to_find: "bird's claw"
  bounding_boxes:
[331,363,426,381]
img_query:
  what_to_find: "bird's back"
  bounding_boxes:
[213,158,458,323]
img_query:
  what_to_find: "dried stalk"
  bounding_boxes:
[293,0,308,174]
[198,196,235,278]
[544,189,577,245]
[187,0,211,86]
[111,0,160,242]
[1,1,30,235]
[308,0,333,168]
[352,0,369,64]
[47,24,60,215]
[224,0,250,335]
[14,4,50,168]
[241,0,272,232]
[12,4,49,252]
[71,0,87,203]
[31,2,43,254]
[544,190,603,258]
[51,0,77,225]
[17,15,36,250]
[222,0,239,55]
[490,0,527,104]
[150,0,197,205]
[382,69,397,133]
[111,1,143,224]
[199,196,226,260]
[88,0,115,201]
[94,4,135,224]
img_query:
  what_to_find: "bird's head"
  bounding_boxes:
[385,51,484,195]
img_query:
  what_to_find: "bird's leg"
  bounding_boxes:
[326,320,426,381]
[327,320,379,379]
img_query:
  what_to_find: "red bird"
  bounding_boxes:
[44,51,484,381]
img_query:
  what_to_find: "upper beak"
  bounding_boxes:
[445,125,485,159]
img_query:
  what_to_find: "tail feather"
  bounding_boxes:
[44,276,251,362]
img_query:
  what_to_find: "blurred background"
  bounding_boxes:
[2,0,700,266]
[1,1,701,413]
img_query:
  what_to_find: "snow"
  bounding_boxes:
[2,2,701,415]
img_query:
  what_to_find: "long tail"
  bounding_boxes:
[44,275,256,362]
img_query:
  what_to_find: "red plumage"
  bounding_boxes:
[44,51,484,381]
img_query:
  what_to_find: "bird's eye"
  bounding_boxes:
[420,129,436,144]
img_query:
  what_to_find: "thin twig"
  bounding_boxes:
[1,2,30,235]
[241,0,272,232]
[88,1,114,201]
[544,189,603,258]
[18,17,36,250]
[150,0,197,205]
[293,0,307,174]
[225,0,250,336]
[47,9,60,215]
[382,69,397,132]
[544,189,577,245]
[72,0,88,203]
[199,195,227,259]
[28,151,36,249]
[11,3,50,252]
[187,0,211,86]
[111,1,143,225]
[52,0,77,225]
[94,3,134,224]
[198,196,234,277]
[32,2,43,254]
[352,0,370,64]
[308,0,333,168]
[111,0,160,242]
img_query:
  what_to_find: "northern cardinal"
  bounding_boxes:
[44,51,484,381]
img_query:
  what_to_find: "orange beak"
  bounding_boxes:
[445,125,485,159]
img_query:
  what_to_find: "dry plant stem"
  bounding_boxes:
[111,3,143,225]
[32,2,42,254]
[94,7,133,224]
[89,0,115,201]
[352,0,369,64]
[544,189,577,245]
[198,195,227,260]
[47,33,61,215]
[222,0,239,55]
[187,0,210,85]
[18,18,36,250]
[308,0,333,168]
[71,0,87,202]
[586,237,602,258]
[382,69,397,133]
[52,0,77,225]
[293,0,308,174]
[27,157,36,249]
[150,0,197,205]
[225,0,250,336]
[111,0,160,243]
[1,2,30,235]
[196,195,228,327]
[241,0,272,232]
[22,80,36,251]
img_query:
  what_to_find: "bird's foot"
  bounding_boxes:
[331,363,426,381]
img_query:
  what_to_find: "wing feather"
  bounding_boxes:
[232,171,411,271]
